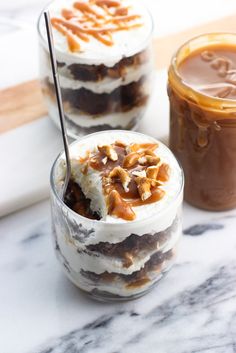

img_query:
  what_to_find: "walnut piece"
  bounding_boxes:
[109,166,131,192]
[98,145,118,161]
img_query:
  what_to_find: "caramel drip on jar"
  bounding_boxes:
[51,0,143,52]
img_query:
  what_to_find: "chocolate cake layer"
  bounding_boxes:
[81,248,174,288]
[87,232,168,258]
[65,180,100,220]
[61,50,149,82]
[45,76,148,115]
[86,226,174,268]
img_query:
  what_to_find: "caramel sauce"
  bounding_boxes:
[113,178,139,199]
[178,44,236,100]
[125,277,150,289]
[107,190,136,221]
[51,0,143,52]
[129,188,165,207]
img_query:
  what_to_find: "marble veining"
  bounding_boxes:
[1,201,236,353]
[35,262,236,353]
[183,223,224,236]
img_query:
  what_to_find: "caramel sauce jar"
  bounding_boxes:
[168,33,236,211]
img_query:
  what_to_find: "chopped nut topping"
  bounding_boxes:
[102,156,108,165]
[98,145,118,161]
[126,143,158,154]
[139,155,160,166]
[144,149,156,157]
[115,140,127,148]
[78,141,170,221]
[138,156,147,165]
[158,163,171,182]
[109,166,131,192]
[146,166,159,180]
[123,152,140,168]
[135,177,152,201]
[132,170,146,178]
[126,143,141,154]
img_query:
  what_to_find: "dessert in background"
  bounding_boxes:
[50,131,183,301]
[168,33,236,211]
[38,0,153,138]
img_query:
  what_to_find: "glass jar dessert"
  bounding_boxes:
[50,130,183,301]
[38,0,153,139]
[168,33,236,211]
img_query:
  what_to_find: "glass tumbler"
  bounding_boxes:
[37,0,154,139]
[50,130,184,302]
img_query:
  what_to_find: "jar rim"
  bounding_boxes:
[50,130,184,227]
[168,32,236,110]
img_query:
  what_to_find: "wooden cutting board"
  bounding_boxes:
[1,13,236,134]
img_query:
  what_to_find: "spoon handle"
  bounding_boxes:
[44,11,71,199]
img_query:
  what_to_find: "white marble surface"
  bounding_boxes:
[1,200,236,353]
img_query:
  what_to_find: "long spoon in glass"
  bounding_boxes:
[44,11,71,200]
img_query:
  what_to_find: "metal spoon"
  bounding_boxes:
[44,11,71,200]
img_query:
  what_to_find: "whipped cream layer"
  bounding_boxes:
[39,0,153,67]
[55,131,183,225]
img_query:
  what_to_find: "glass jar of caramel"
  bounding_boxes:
[168,33,236,211]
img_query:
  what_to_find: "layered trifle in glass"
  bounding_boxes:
[50,131,183,301]
[38,0,153,138]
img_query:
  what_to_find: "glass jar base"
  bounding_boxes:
[67,271,171,303]
[185,196,236,212]
[56,249,175,302]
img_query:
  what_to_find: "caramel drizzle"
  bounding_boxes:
[51,0,143,52]
[85,142,170,221]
